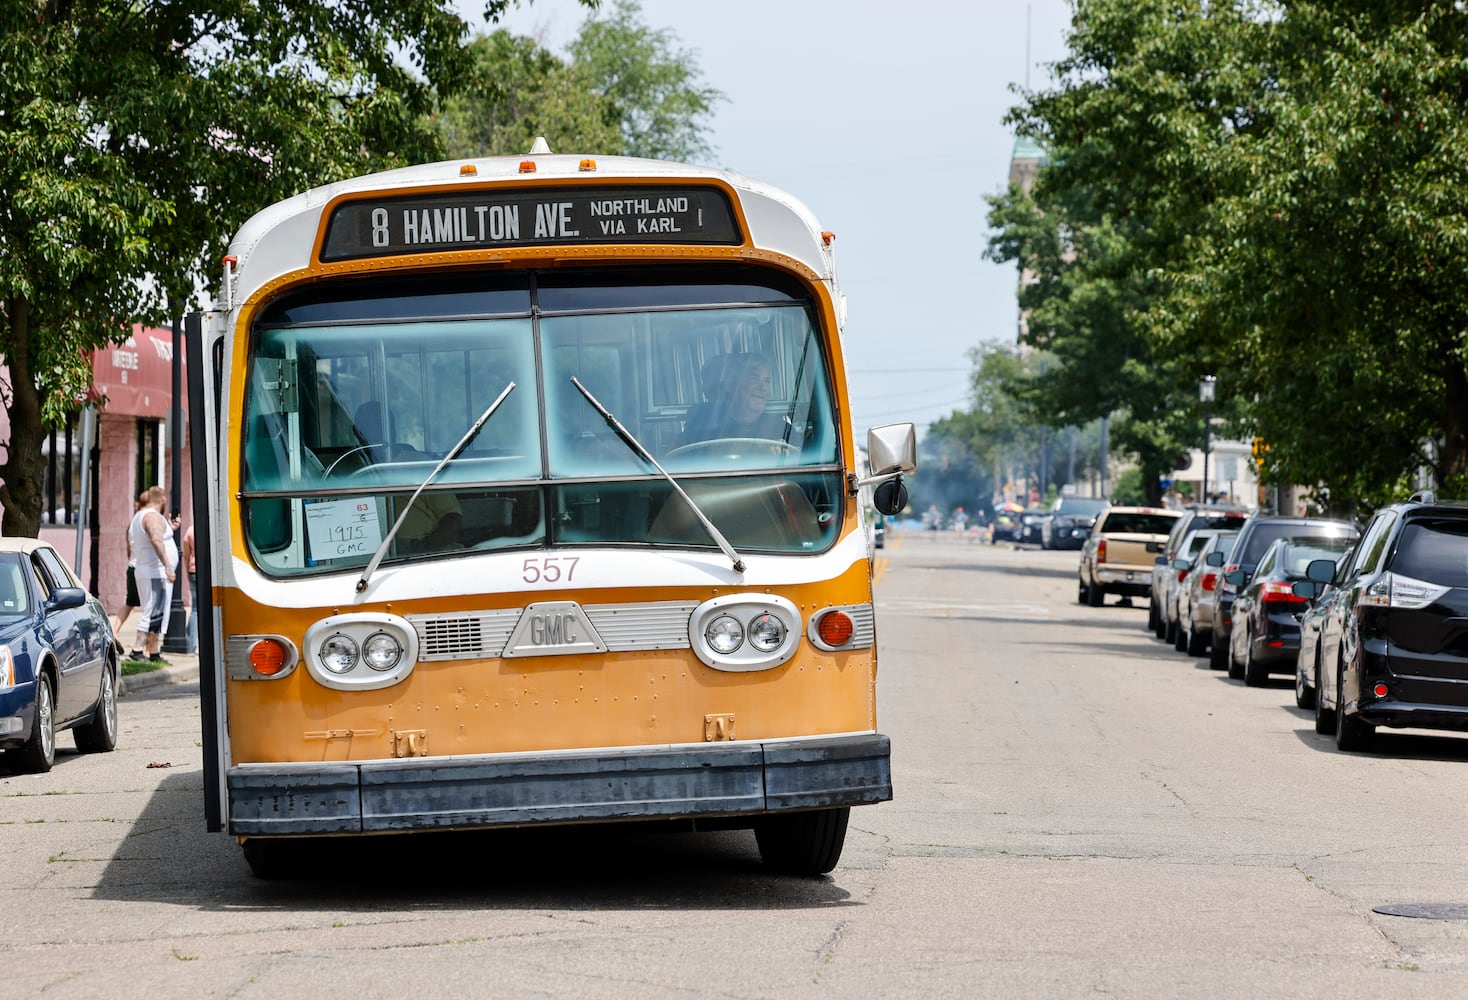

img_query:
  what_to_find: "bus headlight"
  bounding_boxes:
[303,613,419,691]
[319,634,359,673]
[363,631,403,671]
[748,613,786,652]
[705,615,745,654]
[689,595,799,672]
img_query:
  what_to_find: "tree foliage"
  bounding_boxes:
[986,0,1468,510]
[439,0,723,160]
[0,1,594,535]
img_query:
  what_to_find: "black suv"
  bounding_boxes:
[1305,492,1468,752]
[1210,515,1358,673]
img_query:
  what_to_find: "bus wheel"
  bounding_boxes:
[755,807,850,876]
[241,839,301,880]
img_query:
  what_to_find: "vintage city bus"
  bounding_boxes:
[186,141,915,878]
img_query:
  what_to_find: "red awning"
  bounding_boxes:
[90,324,186,419]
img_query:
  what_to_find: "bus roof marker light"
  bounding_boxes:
[579,159,597,171]
[459,164,478,176]
[518,160,537,173]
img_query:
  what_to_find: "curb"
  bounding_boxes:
[120,660,201,695]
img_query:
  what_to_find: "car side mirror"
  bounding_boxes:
[1155,555,1167,566]
[872,479,908,517]
[1145,540,1163,554]
[1172,557,1192,571]
[1304,558,1335,584]
[1292,580,1324,601]
[45,587,87,612]
[1205,551,1225,567]
[1224,569,1246,587]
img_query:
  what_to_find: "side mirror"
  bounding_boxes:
[1292,580,1324,601]
[1205,551,1226,567]
[1144,540,1163,554]
[866,423,917,477]
[872,479,908,516]
[1224,569,1246,587]
[1154,555,1167,566]
[46,587,87,612]
[1304,558,1335,584]
[1172,557,1192,571]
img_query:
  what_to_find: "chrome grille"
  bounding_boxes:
[407,609,519,662]
[584,602,698,650]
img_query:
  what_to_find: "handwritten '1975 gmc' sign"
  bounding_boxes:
[320,185,741,262]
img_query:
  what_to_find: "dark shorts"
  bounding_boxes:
[125,566,139,607]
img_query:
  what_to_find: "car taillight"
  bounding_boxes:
[1097,539,1107,563]
[1261,581,1308,605]
[1177,568,1189,583]
[1202,572,1218,592]
[1363,572,1450,610]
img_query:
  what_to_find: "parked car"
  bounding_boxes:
[1307,491,1468,752]
[1148,506,1251,635]
[1042,496,1109,550]
[1292,545,1355,710]
[1078,506,1182,608]
[0,539,120,773]
[1176,531,1239,657]
[1210,516,1359,674]
[1158,527,1231,646]
[991,503,1024,544]
[1019,506,1051,545]
[1225,536,1357,686]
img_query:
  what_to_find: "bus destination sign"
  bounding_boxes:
[320,185,741,262]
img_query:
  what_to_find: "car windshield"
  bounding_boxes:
[1101,512,1178,534]
[1239,521,1355,566]
[0,555,29,617]
[1390,519,1468,587]
[240,268,843,577]
[1279,539,1354,577]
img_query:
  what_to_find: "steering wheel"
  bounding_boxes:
[664,437,798,463]
[325,444,378,478]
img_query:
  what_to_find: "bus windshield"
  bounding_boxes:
[240,268,843,576]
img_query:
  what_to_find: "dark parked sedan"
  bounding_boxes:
[1226,536,1356,686]
[1212,515,1359,674]
[1042,496,1108,550]
[0,539,120,773]
[1309,492,1468,752]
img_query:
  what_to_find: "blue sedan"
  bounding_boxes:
[0,539,120,773]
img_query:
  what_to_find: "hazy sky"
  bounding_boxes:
[479,0,1075,437]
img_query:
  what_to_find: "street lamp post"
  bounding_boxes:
[1199,375,1216,505]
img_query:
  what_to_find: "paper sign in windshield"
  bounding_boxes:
[306,498,383,561]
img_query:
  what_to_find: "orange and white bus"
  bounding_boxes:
[186,141,915,878]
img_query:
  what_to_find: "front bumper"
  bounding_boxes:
[228,732,891,836]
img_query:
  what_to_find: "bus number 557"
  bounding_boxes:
[523,556,579,584]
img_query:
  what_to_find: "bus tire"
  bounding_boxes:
[755,807,850,876]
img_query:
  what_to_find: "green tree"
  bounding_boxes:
[993,1,1468,510]
[569,0,724,161]
[438,30,622,158]
[0,1,592,536]
[439,0,723,161]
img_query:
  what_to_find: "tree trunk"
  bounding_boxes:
[0,296,48,537]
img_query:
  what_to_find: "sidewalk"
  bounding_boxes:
[114,615,201,695]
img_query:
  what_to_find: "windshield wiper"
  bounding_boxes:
[570,376,746,574]
[355,381,515,595]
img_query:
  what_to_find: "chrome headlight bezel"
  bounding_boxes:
[303,613,419,691]
[689,595,799,672]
